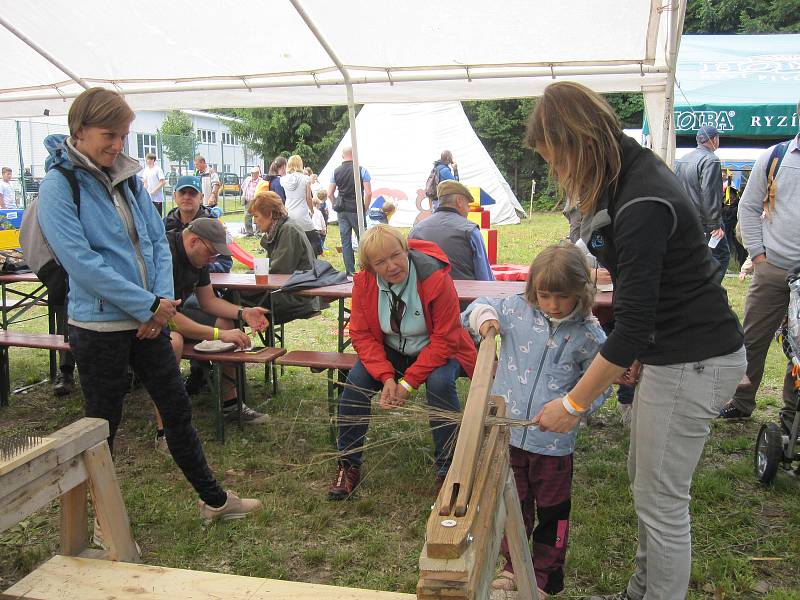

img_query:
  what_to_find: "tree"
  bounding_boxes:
[158,111,195,174]
[225,107,350,172]
[684,0,800,33]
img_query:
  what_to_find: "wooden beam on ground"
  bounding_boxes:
[3,555,417,599]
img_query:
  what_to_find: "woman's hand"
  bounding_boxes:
[479,319,500,338]
[617,360,641,387]
[532,397,581,433]
[243,307,270,332]
[136,318,162,340]
[379,379,409,409]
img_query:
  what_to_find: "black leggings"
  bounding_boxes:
[68,325,226,507]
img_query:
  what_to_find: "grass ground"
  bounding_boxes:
[1,213,798,599]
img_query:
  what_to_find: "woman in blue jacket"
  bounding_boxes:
[37,87,260,523]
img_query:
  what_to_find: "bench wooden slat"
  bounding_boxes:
[276,350,358,371]
[0,332,70,352]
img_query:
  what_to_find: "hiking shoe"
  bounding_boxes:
[223,402,269,424]
[718,401,751,421]
[154,432,169,457]
[184,367,208,395]
[53,371,74,397]
[618,403,632,427]
[328,463,361,500]
[198,490,262,521]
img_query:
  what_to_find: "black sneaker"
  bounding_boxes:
[184,366,208,395]
[53,371,74,397]
[223,402,269,424]
[718,401,751,421]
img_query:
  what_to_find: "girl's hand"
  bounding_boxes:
[479,319,500,338]
[532,397,580,433]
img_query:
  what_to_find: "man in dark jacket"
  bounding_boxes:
[164,176,232,273]
[409,180,494,282]
[674,125,728,281]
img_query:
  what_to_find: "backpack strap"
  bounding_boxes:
[50,165,81,216]
[763,141,790,220]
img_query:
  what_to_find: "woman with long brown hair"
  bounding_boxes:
[528,82,745,600]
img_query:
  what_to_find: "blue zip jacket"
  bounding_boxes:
[462,294,611,456]
[38,134,173,324]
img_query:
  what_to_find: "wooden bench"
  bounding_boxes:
[0,332,285,443]
[0,332,70,406]
[276,351,358,444]
[3,555,415,600]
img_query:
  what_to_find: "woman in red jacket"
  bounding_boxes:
[329,225,477,500]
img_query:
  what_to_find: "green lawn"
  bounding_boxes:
[1,213,798,599]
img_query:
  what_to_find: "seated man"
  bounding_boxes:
[164,175,232,273]
[408,180,495,282]
[153,218,271,453]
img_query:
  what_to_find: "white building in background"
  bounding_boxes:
[0,109,263,189]
[131,110,263,179]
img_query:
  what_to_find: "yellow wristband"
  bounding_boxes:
[153,303,160,315]
[213,327,220,341]
[167,319,177,331]
[398,378,414,393]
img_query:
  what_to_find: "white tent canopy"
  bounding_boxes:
[0,1,683,151]
[319,102,524,227]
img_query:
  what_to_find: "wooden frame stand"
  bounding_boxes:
[417,330,539,600]
[0,418,140,563]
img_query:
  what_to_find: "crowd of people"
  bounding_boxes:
[26,82,799,600]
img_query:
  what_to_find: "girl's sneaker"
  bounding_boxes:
[198,490,263,521]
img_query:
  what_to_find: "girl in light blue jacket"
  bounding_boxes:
[462,241,610,597]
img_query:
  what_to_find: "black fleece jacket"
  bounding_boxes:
[586,134,742,366]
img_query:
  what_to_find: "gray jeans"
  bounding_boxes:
[626,347,745,600]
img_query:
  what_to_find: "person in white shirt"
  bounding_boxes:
[141,153,166,216]
[0,167,17,209]
[194,155,220,207]
[311,196,327,254]
[280,155,321,254]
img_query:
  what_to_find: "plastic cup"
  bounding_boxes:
[254,258,269,285]
[708,235,720,249]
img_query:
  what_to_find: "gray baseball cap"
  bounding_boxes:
[186,218,231,256]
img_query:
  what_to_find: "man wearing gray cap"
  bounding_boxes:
[674,125,729,282]
[409,179,495,284]
[159,218,271,434]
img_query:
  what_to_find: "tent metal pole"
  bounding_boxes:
[288,0,365,236]
[660,0,686,163]
[0,16,90,91]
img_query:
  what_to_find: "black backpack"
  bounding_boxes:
[424,165,442,200]
[19,166,138,306]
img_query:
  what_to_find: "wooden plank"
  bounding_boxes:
[0,457,87,533]
[503,473,539,600]
[276,351,358,371]
[59,481,88,556]
[440,330,497,518]
[0,418,108,499]
[3,556,417,599]
[0,437,57,476]
[82,442,140,563]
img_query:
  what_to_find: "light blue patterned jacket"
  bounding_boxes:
[462,294,611,456]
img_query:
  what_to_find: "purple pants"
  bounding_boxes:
[500,447,573,595]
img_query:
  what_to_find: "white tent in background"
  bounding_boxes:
[319,102,524,227]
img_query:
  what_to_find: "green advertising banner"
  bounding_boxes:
[645,34,800,139]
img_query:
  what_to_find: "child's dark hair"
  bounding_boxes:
[524,241,595,315]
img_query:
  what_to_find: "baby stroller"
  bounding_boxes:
[754,266,800,484]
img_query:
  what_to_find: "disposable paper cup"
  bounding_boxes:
[254,258,270,285]
[708,236,720,249]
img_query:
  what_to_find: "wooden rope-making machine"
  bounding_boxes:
[2,330,538,600]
